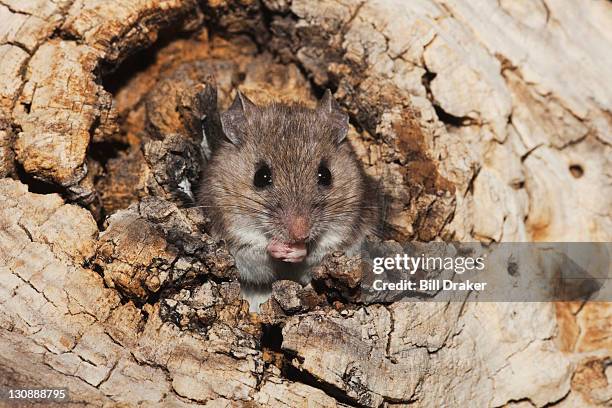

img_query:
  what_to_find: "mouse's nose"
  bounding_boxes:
[288,216,310,242]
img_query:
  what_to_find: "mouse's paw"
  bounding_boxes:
[267,240,307,263]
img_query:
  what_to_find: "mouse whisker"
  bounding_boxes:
[203,202,274,219]
[208,186,274,210]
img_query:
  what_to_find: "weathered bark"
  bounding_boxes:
[1,0,611,407]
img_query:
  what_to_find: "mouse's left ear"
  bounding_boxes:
[220,91,258,145]
[317,89,349,144]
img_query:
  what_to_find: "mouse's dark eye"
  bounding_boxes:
[253,164,273,188]
[318,164,332,187]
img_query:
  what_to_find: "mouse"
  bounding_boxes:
[198,88,378,311]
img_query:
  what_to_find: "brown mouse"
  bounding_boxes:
[198,89,378,310]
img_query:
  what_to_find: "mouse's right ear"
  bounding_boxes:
[317,89,349,144]
[220,91,257,145]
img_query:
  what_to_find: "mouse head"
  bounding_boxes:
[202,90,370,263]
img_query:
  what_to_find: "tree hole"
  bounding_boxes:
[569,164,584,178]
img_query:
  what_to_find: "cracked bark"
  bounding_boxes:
[0,0,611,407]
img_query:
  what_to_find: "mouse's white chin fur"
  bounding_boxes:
[232,228,346,265]
[228,227,356,311]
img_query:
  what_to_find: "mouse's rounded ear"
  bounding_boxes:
[220,91,258,145]
[317,89,349,144]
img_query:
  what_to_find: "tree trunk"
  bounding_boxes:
[1,0,610,406]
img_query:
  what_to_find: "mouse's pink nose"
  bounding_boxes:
[288,216,310,242]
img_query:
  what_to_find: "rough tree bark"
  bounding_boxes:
[1,0,611,407]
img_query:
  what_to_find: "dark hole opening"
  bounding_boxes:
[15,162,66,196]
[433,104,468,127]
[88,140,130,167]
[283,360,365,407]
[422,71,437,87]
[569,164,584,179]
[100,26,196,95]
[260,324,283,351]
[21,102,31,114]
